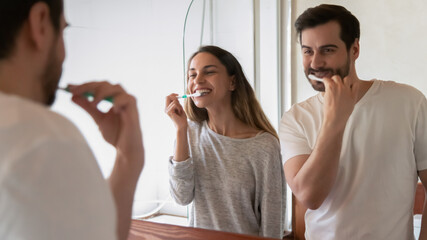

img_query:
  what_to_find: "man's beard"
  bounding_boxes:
[41,42,63,106]
[306,54,350,92]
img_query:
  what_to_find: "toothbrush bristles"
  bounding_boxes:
[308,74,324,82]
[187,92,202,97]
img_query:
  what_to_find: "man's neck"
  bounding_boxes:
[319,76,374,104]
[355,79,374,102]
[0,60,44,103]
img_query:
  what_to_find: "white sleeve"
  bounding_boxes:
[279,110,313,165]
[415,95,427,171]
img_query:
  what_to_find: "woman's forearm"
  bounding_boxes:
[174,128,189,162]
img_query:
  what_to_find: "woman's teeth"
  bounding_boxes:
[195,89,211,96]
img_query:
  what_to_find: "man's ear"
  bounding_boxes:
[351,38,360,60]
[27,2,52,50]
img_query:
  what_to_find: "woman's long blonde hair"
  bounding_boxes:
[184,45,278,140]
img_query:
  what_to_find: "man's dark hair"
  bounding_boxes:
[0,0,63,59]
[295,4,360,50]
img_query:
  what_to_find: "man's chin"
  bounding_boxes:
[311,82,325,92]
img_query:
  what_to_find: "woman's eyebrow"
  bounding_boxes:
[203,65,217,69]
[189,65,218,71]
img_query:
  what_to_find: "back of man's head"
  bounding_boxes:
[295,4,360,50]
[0,0,63,60]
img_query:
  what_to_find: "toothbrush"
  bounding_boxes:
[178,92,202,99]
[58,86,114,103]
[308,74,324,82]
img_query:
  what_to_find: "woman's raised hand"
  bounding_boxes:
[165,93,188,131]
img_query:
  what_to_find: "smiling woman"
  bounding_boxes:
[165,45,286,239]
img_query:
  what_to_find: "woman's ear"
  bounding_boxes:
[229,76,236,91]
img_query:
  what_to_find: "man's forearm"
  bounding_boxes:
[291,124,345,209]
[109,150,144,240]
[419,199,427,240]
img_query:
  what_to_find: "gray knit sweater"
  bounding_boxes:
[169,121,286,239]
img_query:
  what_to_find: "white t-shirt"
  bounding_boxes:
[279,80,427,240]
[0,93,117,240]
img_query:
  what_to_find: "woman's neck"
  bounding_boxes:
[206,105,259,138]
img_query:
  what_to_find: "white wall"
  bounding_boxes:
[290,0,427,104]
[212,0,255,86]
[54,0,207,217]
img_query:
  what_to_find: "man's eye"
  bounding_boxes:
[303,50,312,55]
[206,71,215,75]
[323,48,334,53]
[189,74,196,78]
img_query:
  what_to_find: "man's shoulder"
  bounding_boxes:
[0,93,81,138]
[377,80,424,98]
[279,93,323,139]
[370,80,425,109]
[284,93,322,119]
